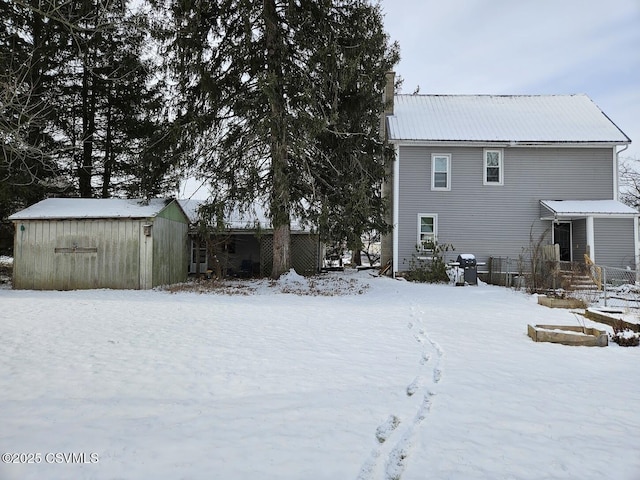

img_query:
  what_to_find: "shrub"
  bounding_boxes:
[610,320,640,347]
[403,242,454,283]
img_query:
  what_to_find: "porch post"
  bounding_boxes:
[586,216,595,263]
[634,216,639,277]
[194,237,201,275]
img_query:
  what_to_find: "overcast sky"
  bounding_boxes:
[380,0,640,159]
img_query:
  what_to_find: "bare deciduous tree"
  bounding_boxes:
[619,156,640,210]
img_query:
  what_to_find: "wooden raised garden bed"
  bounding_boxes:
[537,296,586,309]
[527,324,608,347]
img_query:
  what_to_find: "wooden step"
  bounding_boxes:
[559,271,599,292]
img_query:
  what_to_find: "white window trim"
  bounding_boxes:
[431,153,451,191]
[483,148,504,185]
[417,213,438,251]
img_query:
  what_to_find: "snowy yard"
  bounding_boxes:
[1,271,639,480]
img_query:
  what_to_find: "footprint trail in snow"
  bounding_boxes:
[357,305,444,480]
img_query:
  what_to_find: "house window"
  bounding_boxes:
[431,154,451,191]
[484,149,503,185]
[191,241,207,264]
[418,214,437,251]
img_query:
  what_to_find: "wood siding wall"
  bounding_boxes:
[12,214,188,290]
[151,215,189,287]
[396,146,616,270]
[13,219,143,290]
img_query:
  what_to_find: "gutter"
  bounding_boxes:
[388,140,629,148]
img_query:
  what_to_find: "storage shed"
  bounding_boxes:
[9,198,190,290]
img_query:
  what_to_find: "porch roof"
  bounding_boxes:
[540,200,639,220]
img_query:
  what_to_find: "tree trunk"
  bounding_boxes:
[351,247,362,266]
[272,223,291,277]
[101,99,113,198]
[264,0,291,278]
[79,48,96,197]
[27,3,43,151]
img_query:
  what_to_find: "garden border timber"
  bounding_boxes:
[584,308,640,333]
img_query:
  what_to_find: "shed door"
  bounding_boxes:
[553,222,572,262]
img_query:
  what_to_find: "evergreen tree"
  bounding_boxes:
[152,0,398,277]
[53,1,177,198]
[304,1,399,262]
[1,0,178,210]
[0,0,72,218]
[90,11,180,199]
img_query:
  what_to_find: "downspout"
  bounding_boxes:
[393,143,400,278]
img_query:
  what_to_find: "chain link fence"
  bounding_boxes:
[599,265,640,309]
[483,256,527,289]
[484,255,639,309]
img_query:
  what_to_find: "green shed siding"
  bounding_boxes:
[151,215,189,287]
[157,201,190,223]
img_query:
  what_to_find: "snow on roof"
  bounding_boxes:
[8,198,174,220]
[178,199,308,231]
[541,199,638,216]
[387,94,631,144]
[226,204,273,229]
[177,199,201,224]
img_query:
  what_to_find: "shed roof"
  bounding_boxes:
[387,94,631,144]
[8,198,178,220]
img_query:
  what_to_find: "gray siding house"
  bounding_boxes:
[9,198,190,290]
[381,78,638,276]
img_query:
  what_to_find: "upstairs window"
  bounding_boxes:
[418,214,437,251]
[431,154,451,191]
[484,149,503,185]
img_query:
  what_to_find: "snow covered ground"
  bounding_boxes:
[1,271,639,480]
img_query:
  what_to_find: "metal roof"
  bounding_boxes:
[387,94,631,144]
[178,199,309,231]
[8,198,175,220]
[540,200,638,218]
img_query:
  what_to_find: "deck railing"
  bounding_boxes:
[583,254,602,290]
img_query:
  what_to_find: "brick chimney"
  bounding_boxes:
[380,71,395,140]
[380,71,396,272]
[384,71,395,115]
